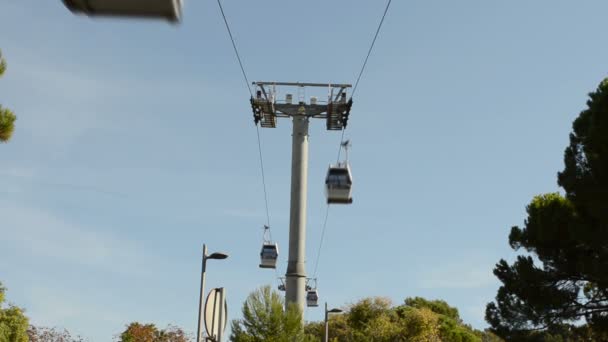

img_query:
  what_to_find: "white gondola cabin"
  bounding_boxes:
[306,289,319,307]
[63,0,182,23]
[326,140,353,204]
[325,163,353,204]
[259,225,278,269]
[259,243,279,269]
[306,278,319,307]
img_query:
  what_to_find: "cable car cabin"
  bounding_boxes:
[306,290,319,307]
[63,0,182,23]
[259,243,279,269]
[325,164,353,204]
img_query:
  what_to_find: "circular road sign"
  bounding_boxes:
[204,288,228,338]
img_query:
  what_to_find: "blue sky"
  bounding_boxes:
[1,0,608,340]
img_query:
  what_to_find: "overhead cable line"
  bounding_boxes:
[312,0,393,279]
[256,126,272,230]
[352,0,393,97]
[216,0,252,97]
[215,0,271,227]
[312,206,330,278]
[215,0,280,284]
[336,129,347,162]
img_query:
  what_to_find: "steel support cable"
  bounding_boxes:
[312,129,344,278]
[352,0,393,98]
[312,205,331,278]
[256,126,272,231]
[335,129,347,162]
[215,0,271,230]
[216,0,252,97]
[216,0,281,284]
[312,0,392,279]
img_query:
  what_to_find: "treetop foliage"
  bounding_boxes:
[117,322,191,342]
[404,297,461,322]
[486,78,608,341]
[558,78,608,223]
[231,285,313,342]
[28,326,87,342]
[0,282,29,342]
[303,296,499,342]
[0,50,5,76]
[228,286,501,341]
[0,49,16,143]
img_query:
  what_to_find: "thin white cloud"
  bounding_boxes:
[16,65,114,103]
[6,62,110,149]
[0,170,129,199]
[417,261,496,289]
[26,287,85,326]
[4,49,215,150]
[0,201,158,276]
[221,208,266,219]
[0,166,37,179]
[25,284,129,341]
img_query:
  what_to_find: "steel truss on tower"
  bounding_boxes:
[250,82,353,130]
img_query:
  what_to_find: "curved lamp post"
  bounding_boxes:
[197,244,228,342]
[324,302,343,342]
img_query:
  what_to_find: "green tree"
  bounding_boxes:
[304,296,491,342]
[404,297,460,322]
[486,79,608,340]
[0,50,16,143]
[346,297,403,341]
[117,323,190,342]
[230,285,315,342]
[397,306,441,342]
[0,282,29,342]
[28,326,87,342]
[477,330,503,342]
[401,297,483,341]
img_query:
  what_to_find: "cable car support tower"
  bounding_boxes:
[250,81,353,311]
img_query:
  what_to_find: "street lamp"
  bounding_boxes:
[324,302,343,342]
[197,244,228,342]
[62,0,183,23]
